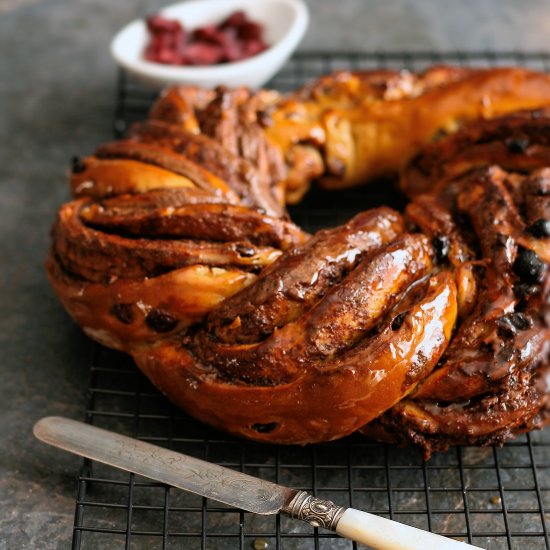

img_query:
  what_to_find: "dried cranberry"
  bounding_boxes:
[497,312,533,337]
[146,14,184,35]
[143,10,267,67]
[220,10,248,29]
[145,24,187,64]
[183,42,224,65]
[391,312,407,331]
[527,219,550,238]
[243,40,266,57]
[514,282,538,299]
[513,247,546,284]
[222,35,245,62]
[235,243,256,257]
[250,422,278,433]
[238,22,263,41]
[145,308,178,333]
[505,137,530,154]
[71,156,86,174]
[147,46,179,65]
[110,303,135,325]
[192,25,223,44]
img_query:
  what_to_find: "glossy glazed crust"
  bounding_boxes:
[401,108,550,197]
[362,132,550,456]
[48,66,550,454]
[266,66,550,201]
[48,190,306,350]
[46,252,258,350]
[133,271,457,443]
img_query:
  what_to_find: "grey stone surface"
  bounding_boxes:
[2,1,550,548]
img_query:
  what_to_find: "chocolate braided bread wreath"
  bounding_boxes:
[48,67,550,457]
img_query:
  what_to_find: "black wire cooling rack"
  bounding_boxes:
[73,52,550,550]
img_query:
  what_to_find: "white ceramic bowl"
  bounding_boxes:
[110,0,309,89]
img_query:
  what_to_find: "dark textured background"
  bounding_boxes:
[2,1,550,548]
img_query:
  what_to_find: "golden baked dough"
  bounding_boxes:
[48,67,550,455]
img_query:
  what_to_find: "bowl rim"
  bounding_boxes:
[110,0,309,78]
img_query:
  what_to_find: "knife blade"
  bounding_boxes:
[34,416,482,550]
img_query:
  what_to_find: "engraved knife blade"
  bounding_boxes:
[33,416,294,515]
[33,417,482,549]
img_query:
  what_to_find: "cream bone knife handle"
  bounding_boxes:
[283,491,483,550]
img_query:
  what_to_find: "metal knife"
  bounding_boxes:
[34,417,482,550]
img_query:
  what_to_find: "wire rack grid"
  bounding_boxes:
[72,51,550,550]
